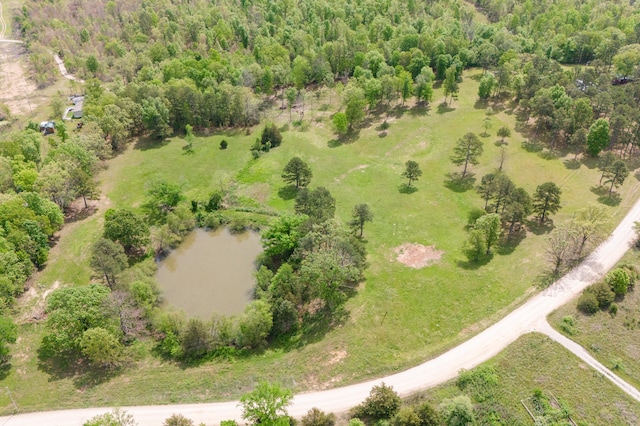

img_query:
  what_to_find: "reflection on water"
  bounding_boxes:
[156,228,263,318]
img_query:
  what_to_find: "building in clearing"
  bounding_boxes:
[39,121,55,135]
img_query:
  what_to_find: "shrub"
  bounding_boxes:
[392,407,421,426]
[588,281,615,308]
[348,420,365,426]
[164,414,194,426]
[354,383,401,421]
[261,124,282,147]
[220,421,238,426]
[577,293,599,314]
[606,268,630,296]
[609,303,618,317]
[220,139,228,149]
[301,408,336,426]
[456,365,499,402]
[560,316,577,335]
[438,396,476,426]
[415,402,441,426]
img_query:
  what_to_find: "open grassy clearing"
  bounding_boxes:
[411,333,640,425]
[2,69,639,412]
[549,248,640,391]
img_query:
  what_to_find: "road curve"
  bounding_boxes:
[2,198,640,425]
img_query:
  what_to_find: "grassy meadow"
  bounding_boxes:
[549,248,640,391]
[412,333,640,425]
[2,69,640,412]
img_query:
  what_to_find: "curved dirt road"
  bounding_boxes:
[2,199,640,425]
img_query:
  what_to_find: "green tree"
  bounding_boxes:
[294,187,336,223]
[142,97,172,139]
[451,133,484,178]
[603,160,629,195]
[261,215,306,266]
[393,407,421,426]
[478,74,495,100]
[285,87,297,122]
[439,395,476,426]
[90,238,128,288]
[587,118,610,156]
[356,383,401,421]
[86,55,99,74]
[475,213,501,254]
[239,382,293,425]
[41,284,116,358]
[261,124,283,148]
[416,401,441,426]
[573,205,607,257]
[349,203,373,237]
[181,318,211,359]
[235,300,273,349]
[343,85,366,130]
[80,327,123,367]
[464,229,487,262]
[143,181,184,224]
[0,316,17,363]
[503,187,532,236]
[532,182,562,223]
[597,151,617,185]
[104,208,150,254]
[443,66,459,105]
[402,160,423,187]
[332,112,348,134]
[301,408,335,426]
[606,268,631,296]
[282,157,312,189]
[497,126,511,143]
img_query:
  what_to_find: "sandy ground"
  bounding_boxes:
[0,42,37,116]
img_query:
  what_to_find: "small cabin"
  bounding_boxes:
[39,121,55,135]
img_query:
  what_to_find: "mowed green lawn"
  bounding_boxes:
[416,333,640,425]
[2,70,639,412]
[549,248,640,391]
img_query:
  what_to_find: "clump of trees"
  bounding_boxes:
[577,265,637,314]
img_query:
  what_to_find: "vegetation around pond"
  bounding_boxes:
[1,0,640,416]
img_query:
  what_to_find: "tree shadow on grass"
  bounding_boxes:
[526,219,554,235]
[278,185,298,200]
[563,158,581,169]
[134,135,172,151]
[271,307,350,352]
[398,183,418,194]
[409,103,431,117]
[328,131,360,148]
[436,103,454,114]
[495,231,526,255]
[456,252,494,270]
[538,150,559,160]
[0,362,12,381]
[590,184,623,206]
[444,173,476,192]
[37,351,123,389]
[521,140,543,153]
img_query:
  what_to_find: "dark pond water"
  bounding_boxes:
[156,227,262,318]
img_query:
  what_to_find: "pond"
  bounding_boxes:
[156,227,263,319]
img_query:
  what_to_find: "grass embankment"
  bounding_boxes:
[549,249,640,391]
[1,69,639,412]
[413,333,640,425]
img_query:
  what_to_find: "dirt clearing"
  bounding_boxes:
[0,42,37,116]
[394,243,444,268]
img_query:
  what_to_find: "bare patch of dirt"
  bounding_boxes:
[0,43,37,116]
[393,243,444,269]
[20,280,60,323]
[334,165,368,183]
[327,349,347,365]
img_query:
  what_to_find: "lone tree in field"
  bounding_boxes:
[402,160,423,187]
[533,182,562,223]
[451,133,484,178]
[603,160,629,195]
[281,157,312,189]
[497,126,511,144]
[350,203,373,237]
[239,382,293,425]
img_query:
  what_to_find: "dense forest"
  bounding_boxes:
[1,0,640,422]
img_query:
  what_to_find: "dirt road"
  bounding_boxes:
[2,195,639,425]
